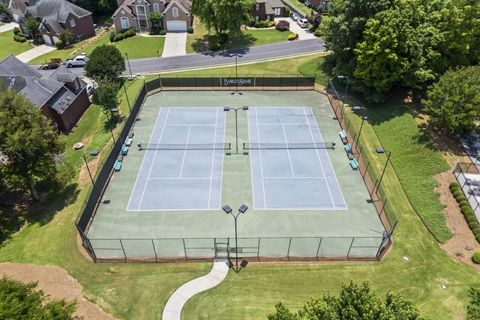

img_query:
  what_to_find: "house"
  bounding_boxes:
[112,0,192,32]
[14,0,95,45]
[0,56,91,132]
[252,0,285,22]
[309,0,329,11]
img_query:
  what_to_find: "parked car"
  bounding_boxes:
[297,18,309,28]
[64,55,89,68]
[86,84,95,96]
[290,12,300,21]
[40,58,63,70]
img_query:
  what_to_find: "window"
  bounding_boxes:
[121,17,130,28]
[172,7,178,17]
[255,16,259,22]
[139,19,148,29]
[255,3,260,10]
[274,7,281,15]
[70,19,76,27]
[136,5,146,15]
[153,3,160,12]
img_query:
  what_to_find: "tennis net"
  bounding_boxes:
[138,143,231,150]
[243,142,335,150]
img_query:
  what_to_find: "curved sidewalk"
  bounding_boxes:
[162,260,229,320]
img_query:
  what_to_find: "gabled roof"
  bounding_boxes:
[112,0,134,18]
[163,0,189,15]
[26,0,91,23]
[0,56,42,78]
[19,77,64,108]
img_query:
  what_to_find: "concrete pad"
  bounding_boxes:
[162,32,187,57]
[162,260,229,320]
[275,17,316,40]
[16,44,56,63]
[0,22,19,33]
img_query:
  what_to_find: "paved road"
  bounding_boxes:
[35,38,325,77]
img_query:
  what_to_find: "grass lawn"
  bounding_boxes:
[0,55,478,320]
[286,0,311,16]
[187,18,290,53]
[113,35,165,59]
[0,30,32,61]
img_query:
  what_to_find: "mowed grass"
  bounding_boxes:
[0,30,31,61]
[0,55,478,320]
[287,0,311,16]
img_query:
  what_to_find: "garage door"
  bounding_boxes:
[166,20,187,32]
[43,34,53,46]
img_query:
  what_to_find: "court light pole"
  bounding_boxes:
[355,116,368,147]
[224,106,249,154]
[374,149,392,195]
[336,75,350,118]
[230,53,242,94]
[223,204,249,273]
[123,83,131,112]
[125,53,133,80]
[82,150,99,188]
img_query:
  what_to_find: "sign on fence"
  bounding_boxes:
[222,77,254,86]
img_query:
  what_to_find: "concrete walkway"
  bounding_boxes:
[162,260,229,320]
[162,32,187,57]
[275,17,316,40]
[16,44,56,63]
[0,22,19,33]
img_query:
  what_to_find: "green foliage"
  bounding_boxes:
[0,277,77,319]
[467,287,480,320]
[114,32,125,42]
[0,3,12,19]
[423,66,480,134]
[287,32,298,41]
[449,182,460,192]
[13,27,20,35]
[267,281,421,320]
[148,11,163,28]
[13,34,27,42]
[92,78,120,116]
[109,30,117,42]
[55,41,64,49]
[191,0,255,35]
[255,20,270,28]
[59,29,74,46]
[25,16,41,43]
[0,90,64,201]
[85,45,125,80]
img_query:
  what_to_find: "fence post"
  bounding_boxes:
[152,239,158,263]
[119,239,127,263]
[257,238,261,260]
[183,238,187,261]
[316,237,323,260]
[346,237,355,260]
[287,237,292,260]
[363,161,370,179]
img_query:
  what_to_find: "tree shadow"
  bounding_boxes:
[193,33,256,55]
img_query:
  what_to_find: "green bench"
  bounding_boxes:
[350,159,359,170]
[114,160,122,172]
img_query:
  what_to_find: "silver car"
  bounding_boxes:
[297,18,309,28]
[290,12,300,21]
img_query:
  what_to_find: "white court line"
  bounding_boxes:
[281,124,295,177]
[258,122,308,126]
[178,125,192,178]
[207,108,219,209]
[303,107,336,209]
[217,108,227,209]
[263,176,326,179]
[126,107,165,211]
[165,123,216,127]
[148,177,211,180]
[137,107,171,210]
[255,108,268,209]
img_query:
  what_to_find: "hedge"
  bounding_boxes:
[450,182,480,244]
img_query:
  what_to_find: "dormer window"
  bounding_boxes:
[70,19,75,27]
[172,7,178,17]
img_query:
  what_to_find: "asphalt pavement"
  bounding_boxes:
[34,38,325,77]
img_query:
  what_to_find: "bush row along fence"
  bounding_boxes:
[452,162,480,221]
[144,75,316,92]
[76,76,394,263]
[325,82,398,254]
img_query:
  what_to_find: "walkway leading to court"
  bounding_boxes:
[162,260,229,320]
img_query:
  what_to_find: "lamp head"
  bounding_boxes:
[223,205,233,214]
[239,204,248,214]
[337,75,347,80]
[242,106,249,111]
[223,107,230,112]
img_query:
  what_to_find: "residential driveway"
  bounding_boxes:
[0,22,19,33]
[162,32,187,57]
[16,45,56,63]
[275,17,316,40]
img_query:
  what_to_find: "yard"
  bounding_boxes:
[285,0,311,16]
[187,18,291,53]
[0,30,32,61]
[0,55,479,319]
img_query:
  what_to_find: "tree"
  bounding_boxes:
[59,29,74,46]
[25,16,42,44]
[423,66,480,134]
[467,287,480,320]
[0,90,64,201]
[191,0,255,35]
[0,277,77,319]
[0,3,13,20]
[92,78,120,117]
[85,45,125,81]
[148,11,163,29]
[267,281,421,320]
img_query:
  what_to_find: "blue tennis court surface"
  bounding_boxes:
[248,107,347,210]
[128,107,225,211]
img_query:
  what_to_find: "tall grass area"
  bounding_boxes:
[368,102,451,242]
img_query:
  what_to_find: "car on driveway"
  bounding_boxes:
[64,55,89,68]
[297,18,309,28]
[290,12,300,21]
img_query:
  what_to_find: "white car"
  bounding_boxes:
[297,18,309,28]
[65,55,89,68]
[290,12,300,21]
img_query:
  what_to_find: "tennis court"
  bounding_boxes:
[127,107,226,211]
[248,107,346,210]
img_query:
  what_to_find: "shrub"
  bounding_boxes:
[314,29,322,37]
[276,20,290,31]
[149,28,161,35]
[459,200,470,207]
[247,19,255,27]
[13,34,27,42]
[13,27,20,35]
[288,32,298,41]
[468,220,479,230]
[159,29,166,35]
[473,227,480,235]
[124,28,136,38]
[209,40,221,51]
[55,41,64,49]
[218,33,228,44]
[114,33,125,42]
[260,20,270,28]
[187,27,194,33]
[284,7,290,17]
[109,30,117,42]
[476,233,480,243]
[472,252,480,264]
[454,190,464,199]
[268,21,276,27]
[462,206,474,216]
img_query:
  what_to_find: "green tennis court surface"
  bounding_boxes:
[87,91,385,259]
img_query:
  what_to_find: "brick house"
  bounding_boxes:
[15,0,95,45]
[112,0,192,32]
[309,0,329,11]
[252,0,285,22]
[0,56,91,132]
